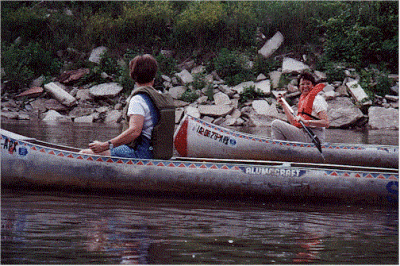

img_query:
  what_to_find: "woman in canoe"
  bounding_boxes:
[80,54,174,159]
[271,72,330,143]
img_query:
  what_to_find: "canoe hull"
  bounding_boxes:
[174,115,399,168]
[1,129,398,206]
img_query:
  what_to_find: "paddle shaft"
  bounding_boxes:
[279,97,324,156]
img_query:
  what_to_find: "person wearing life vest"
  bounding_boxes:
[80,54,175,159]
[271,72,330,143]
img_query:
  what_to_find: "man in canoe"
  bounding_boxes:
[271,72,330,143]
[80,54,175,159]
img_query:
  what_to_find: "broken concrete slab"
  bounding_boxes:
[88,46,108,64]
[252,100,280,118]
[57,68,90,84]
[327,97,364,128]
[345,79,369,103]
[231,81,255,94]
[213,92,231,105]
[44,82,77,107]
[175,69,194,84]
[76,89,92,102]
[44,99,69,111]
[1,111,19,120]
[282,58,310,74]
[16,87,44,98]
[42,110,66,121]
[185,106,201,118]
[258,31,284,58]
[368,106,399,129]
[89,82,123,98]
[168,86,187,100]
[255,79,271,95]
[198,104,233,117]
[74,115,94,123]
[104,110,122,124]
[269,71,282,89]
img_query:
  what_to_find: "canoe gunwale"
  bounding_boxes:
[1,129,398,206]
[175,115,399,168]
[1,129,397,174]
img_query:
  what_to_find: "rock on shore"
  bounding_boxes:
[2,47,399,133]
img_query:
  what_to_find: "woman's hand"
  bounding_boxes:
[294,115,307,124]
[89,141,109,153]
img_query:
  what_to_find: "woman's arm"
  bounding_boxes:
[277,95,297,125]
[295,110,330,128]
[88,114,144,153]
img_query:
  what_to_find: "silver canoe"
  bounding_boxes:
[1,129,398,206]
[174,115,398,168]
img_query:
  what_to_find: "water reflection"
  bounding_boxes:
[1,190,398,264]
[84,218,150,264]
[1,120,398,264]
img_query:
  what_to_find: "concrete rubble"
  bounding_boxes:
[2,46,399,131]
[258,31,284,58]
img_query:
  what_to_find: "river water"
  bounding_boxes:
[1,120,399,264]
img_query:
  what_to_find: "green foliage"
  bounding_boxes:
[239,85,266,104]
[319,2,398,72]
[205,85,215,101]
[176,1,227,47]
[180,73,210,103]
[191,73,208,91]
[318,61,347,83]
[212,48,255,86]
[180,89,199,103]
[1,6,48,43]
[252,55,278,78]
[1,1,398,95]
[255,1,343,47]
[155,54,178,77]
[116,2,174,47]
[359,68,393,98]
[219,2,258,48]
[2,42,62,91]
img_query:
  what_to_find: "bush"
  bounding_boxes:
[318,61,347,83]
[359,68,393,98]
[116,2,174,47]
[176,1,227,48]
[319,2,398,72]
[1,6,48,43]
[252,55,279,78]
[239,85,267,104]
[2,42,62,92]
[155,54,178,78]
[222,2,258,48]
[212,48,254,86]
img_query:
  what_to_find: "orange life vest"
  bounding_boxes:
[294,83,325,128]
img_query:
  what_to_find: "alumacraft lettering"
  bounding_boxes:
[245,167,302,177]
[193,125,237,146]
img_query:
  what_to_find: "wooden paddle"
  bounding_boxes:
[279,96,325,160]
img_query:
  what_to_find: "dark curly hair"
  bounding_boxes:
[298,72,316,86]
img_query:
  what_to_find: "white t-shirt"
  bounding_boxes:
[127,95,154,139]
[311,94,328,118]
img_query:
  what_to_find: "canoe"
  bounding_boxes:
[174,115,399,168]
[1,129,398,206]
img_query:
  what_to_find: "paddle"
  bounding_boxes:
[278,95,325,160]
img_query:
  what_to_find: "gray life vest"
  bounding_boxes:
[122,86,175,160]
